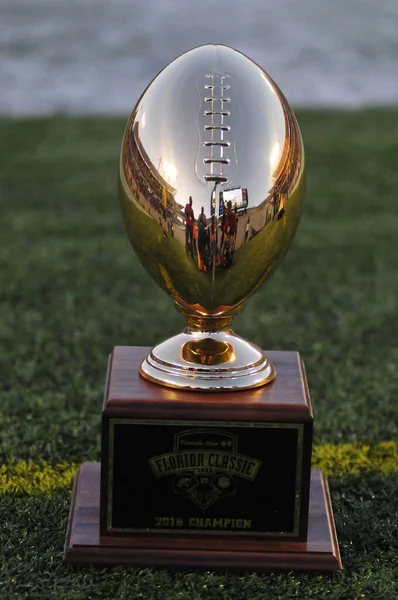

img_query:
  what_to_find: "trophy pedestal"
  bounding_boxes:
[64,346,341,573]
[65,463,340,573]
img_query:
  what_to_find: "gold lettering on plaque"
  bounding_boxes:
[150,451,260,480]
[188,517,252,529]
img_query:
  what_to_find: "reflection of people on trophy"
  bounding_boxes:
[210,214,218,278]
[220,200,237,267]
[192,220,198,256]
[245,216,251,244]
[154,187,167,239]
[184,196,194,258]
[161,186,168,238]
[272,190,280,219]
[197,207,211,271]
[277,193,286,220]
[198,205,207,229]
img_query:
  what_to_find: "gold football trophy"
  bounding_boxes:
[119,43,304,390]
[65,45,341,573]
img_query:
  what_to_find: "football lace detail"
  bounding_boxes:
[203,74,231,183]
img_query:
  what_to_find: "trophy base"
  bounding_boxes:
[64,463,342,573]
[140,329,276,391]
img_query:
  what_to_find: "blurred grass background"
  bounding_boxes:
[0,111,397,598]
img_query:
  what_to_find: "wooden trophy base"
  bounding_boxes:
[64,347,341,573]
[65,463,341,573]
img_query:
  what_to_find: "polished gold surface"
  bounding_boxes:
[119,44,305,390]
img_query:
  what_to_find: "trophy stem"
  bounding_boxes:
[140,327,276,392]
[184,314,234,331]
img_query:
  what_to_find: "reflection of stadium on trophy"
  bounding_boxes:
[123,122,179,242]
[219,186,248,214]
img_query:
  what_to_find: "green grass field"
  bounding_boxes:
[0,111,397,599]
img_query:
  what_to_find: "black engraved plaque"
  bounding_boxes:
[105,420,304,537]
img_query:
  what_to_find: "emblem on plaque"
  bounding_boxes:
[149,429,261,509]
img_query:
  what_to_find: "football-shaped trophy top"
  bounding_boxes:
[119,44,305,391]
